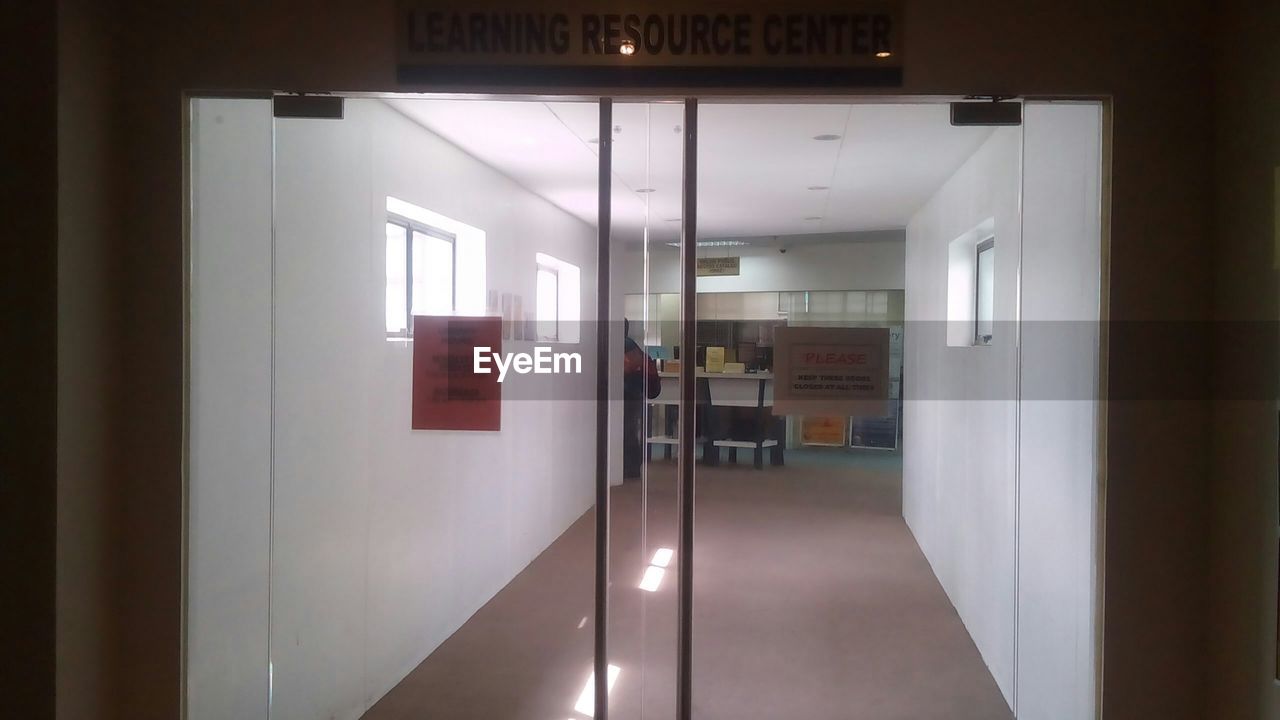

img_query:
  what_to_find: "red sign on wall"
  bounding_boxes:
[412,315,501,431]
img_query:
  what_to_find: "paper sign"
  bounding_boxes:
[412,315,502,431]
[801,416,848,446]
[705,346,725,372]
[696,256,741,276]
[772,326,890,416]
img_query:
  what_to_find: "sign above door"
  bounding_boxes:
[397,2,903,88]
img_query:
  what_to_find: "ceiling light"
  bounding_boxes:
[636,188,656,193]
[651,548,674,568]
[875,50,892,58]
[664,240,749,248]
[620,40,637,55]
[804,216,823,221]
[813,133,841,141]
[807,185,829,191]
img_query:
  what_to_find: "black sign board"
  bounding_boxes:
[397,2,903,87]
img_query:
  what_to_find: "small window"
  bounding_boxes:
[534,252,581,343]
[536,264,559,341]
[974,238,995,346]
[385,216,456,337]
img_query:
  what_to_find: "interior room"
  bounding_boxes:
[187,96,1102,720]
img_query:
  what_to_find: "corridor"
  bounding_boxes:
[363,453,1012,720]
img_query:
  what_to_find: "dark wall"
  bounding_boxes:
[1208,0,1280,716]
[4,2,58,719]
[56,0,124,716]
[50,0,1278,717]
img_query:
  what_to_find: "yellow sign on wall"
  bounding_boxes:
[696,256,741,276]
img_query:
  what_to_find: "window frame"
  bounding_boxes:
[973,236,995,346]
[386,212,457,338]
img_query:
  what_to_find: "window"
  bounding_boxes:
[534,252,581,343]
[536,263,559,341]
[385,215,457,336]
[974,238,995,345]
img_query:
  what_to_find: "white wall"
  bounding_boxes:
[903,127,1022,706]
[619,236,906,296]
[903,106,1102,719]
[1014,102,1102,720]
[189,98,599,720]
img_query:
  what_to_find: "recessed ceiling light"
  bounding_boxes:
[636,188,656,193]
[813,133,841,141]
[875,51,893,58]
[807,185,829,191]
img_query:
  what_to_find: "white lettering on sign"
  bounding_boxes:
[474,346,583,382]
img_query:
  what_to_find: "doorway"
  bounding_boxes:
[186,94,1104,720]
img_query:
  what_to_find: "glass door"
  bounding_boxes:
[605,99,686,720]
[191,92,1101,720]
[266,96,606,720]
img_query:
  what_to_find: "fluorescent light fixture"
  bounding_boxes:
[651,547,674,568]
[639,565,665,592]
[574,665,621,716]
[664,240,749,248]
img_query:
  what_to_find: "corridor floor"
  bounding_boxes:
[361,451,1013,720]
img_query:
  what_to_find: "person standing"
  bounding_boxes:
[623,319,660,479]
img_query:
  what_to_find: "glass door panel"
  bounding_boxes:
[606,99,685,720]
[689,101,1022,719]
[268,96,601,720]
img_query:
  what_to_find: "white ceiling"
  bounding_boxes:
[385,98,993,246]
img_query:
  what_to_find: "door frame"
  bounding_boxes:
[180,90,1112,720]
